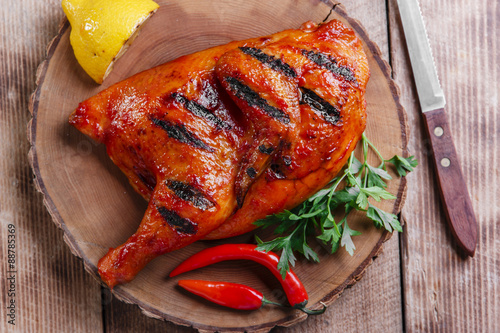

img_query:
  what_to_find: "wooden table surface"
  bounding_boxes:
[1,0,498,332]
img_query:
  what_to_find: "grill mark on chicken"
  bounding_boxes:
[157,206,198,235]
[269,163,286,179]
[258,144,274,155]
[246,167,257,179]
[166,180,215,210]
[224,77,290,124]
[134,167,157,192]
[239,47,297,78]
[170,93,231,130]
[301,49,357,84]
[150,117,214,152]
[299,88,341,125]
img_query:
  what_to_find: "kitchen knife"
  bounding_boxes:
[397,0,478,256]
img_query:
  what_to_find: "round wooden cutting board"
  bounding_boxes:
[28,1,408,332]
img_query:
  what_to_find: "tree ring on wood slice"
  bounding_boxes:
[28,0,409,332]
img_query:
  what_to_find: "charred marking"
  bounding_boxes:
[301,49,357,83]
[134,167,156,191]
[128,146,157,191]
[166,180,215,210]
[225,77,290,124]
[171,93,231,130]
[239,47,297,78]
[246,167,257,179]
[258,144,274,155]
[283,156,292,166]
[150,117,214,152]
[269,163,286,179]
[300,88,341,125]
[157,206,198,235]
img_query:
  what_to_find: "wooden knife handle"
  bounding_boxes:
[422,108,478,256]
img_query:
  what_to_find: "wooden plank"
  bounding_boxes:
[389,0,500,331]
[0,0,103,332]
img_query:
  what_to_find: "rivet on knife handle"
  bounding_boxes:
[422,108,478,256]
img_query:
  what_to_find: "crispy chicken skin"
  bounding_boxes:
[69,20,369,288]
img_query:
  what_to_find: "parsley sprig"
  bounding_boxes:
[255,133,418,279]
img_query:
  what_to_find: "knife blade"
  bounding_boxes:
[397,0,478,256]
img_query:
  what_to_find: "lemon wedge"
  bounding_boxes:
[62,0,159,84]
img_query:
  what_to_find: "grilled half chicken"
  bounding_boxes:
[69,20,369,288]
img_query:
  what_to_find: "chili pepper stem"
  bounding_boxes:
[292,300,327,315]
[297,304,327,315]
[262,297,326,315]
[261,296,286,308]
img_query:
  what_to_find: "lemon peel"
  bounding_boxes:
[62,0,159,84]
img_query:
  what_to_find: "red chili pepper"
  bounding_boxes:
[170,244,325,314]
[178,280,283,310]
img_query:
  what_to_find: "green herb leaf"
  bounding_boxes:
[317,225,341,253]
[252,215,278,228]
[366,203,402,232]
[366,165,391,188]
[273,219,298,235]
[332,186,360,205]
[387,155,418,177]
[340,221,361,256]
[308,187,333,202]
[361,186,396,201]
[277,241,296,280]
[369,165,392,180]
[253,211,290,228]
[350,155,363,174]
[255,236,285,253]
[302,242,320,262]
[355,190,369,210]
[253,133,416,275]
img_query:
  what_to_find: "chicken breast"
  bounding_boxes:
[69,19,369,288]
